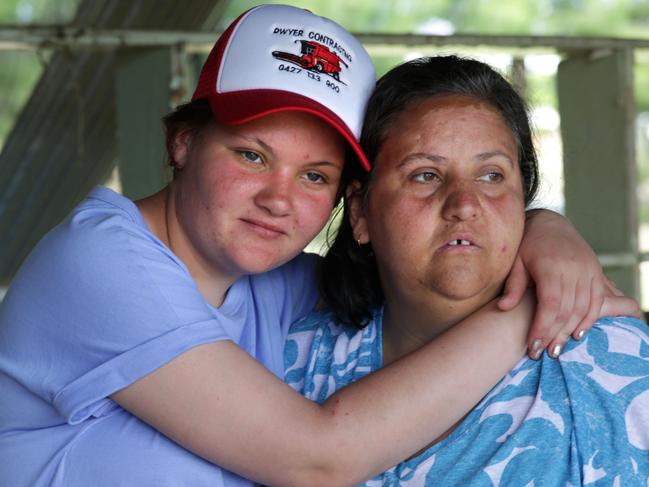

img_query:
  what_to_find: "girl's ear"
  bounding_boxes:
[171,130,192,170]
[347,180,370,244]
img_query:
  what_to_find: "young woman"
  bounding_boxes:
[0,6,638,487]
[285,55,647,485]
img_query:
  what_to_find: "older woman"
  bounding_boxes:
[285,56,649,485]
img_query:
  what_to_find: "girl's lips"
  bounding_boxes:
[240,218,287,237]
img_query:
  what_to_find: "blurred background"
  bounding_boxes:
[0,0,647,315]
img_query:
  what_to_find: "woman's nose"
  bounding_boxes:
[441,185,483,222]
[254,173,292,217]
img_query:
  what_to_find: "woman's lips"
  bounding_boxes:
[447,239,472,247]
[437,234,481,252]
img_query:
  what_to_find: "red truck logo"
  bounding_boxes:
[273,40,348,82]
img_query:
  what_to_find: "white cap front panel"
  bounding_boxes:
[217,4,376,138]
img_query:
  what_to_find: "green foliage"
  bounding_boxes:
[0,0,78,145]
[222,0,452,32]
[636,54,649,112]
[526,74,557,109]
[0,51,43,146]
[0,0,80,23]
[441,0,543,34]
[221,0,649,113]
[224,0,649,38]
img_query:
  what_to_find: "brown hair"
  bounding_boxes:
[162,99,214,177]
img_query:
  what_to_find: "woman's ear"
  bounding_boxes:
[347,181,370,244]
[171,130,192,170]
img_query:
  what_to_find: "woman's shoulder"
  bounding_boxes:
[596,314,649,337]
[556,315,649,397]
[562,315,649,361]
[284,307,382,402]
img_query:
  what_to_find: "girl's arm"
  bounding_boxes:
[113,292,535,487]
[498,209,640,359]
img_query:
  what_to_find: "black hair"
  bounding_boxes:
[320,55,540,327]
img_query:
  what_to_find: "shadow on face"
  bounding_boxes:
[351,95,526,311]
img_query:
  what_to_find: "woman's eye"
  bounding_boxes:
[240,151,263,164]
[478,171,504,183]
[412,171,439,183]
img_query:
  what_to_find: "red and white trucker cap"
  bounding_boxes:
[192,4,375,170]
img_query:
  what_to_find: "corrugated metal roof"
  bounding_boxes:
[0,0,227,283]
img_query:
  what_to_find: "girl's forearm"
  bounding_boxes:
[112,293,533,487]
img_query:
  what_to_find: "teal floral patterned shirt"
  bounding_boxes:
[285,308,649,486]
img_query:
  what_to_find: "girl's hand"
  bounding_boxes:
[497,209,640,360]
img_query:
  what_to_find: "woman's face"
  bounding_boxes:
[353,94,526,308]
[172,111,346,280]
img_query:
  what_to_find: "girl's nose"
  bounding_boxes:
[253,173,292,217]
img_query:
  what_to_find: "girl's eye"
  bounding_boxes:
[303,171,326,184]
[478,171,504,183]
[240,151,263,164]
[412,171,440,183]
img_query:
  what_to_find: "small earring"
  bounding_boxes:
[357,239,362,247]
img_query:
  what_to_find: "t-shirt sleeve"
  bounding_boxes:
[0,202,237,425]
[283,252,321,324]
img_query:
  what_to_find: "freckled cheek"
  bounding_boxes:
[215,176,260,210]
[297,194,336,230]
[396,199,436,235]
[372,206,422,258]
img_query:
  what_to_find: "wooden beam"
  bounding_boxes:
[558,48,640,298]
[115,48,171,200]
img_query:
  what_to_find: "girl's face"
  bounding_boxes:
[352,94,526,309]
[171,111,346,281]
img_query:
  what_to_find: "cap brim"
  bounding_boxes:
[208,89,370,171]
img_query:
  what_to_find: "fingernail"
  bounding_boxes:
[530,339,544,360]
[576,329,586,340]
[550,343,563,358]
